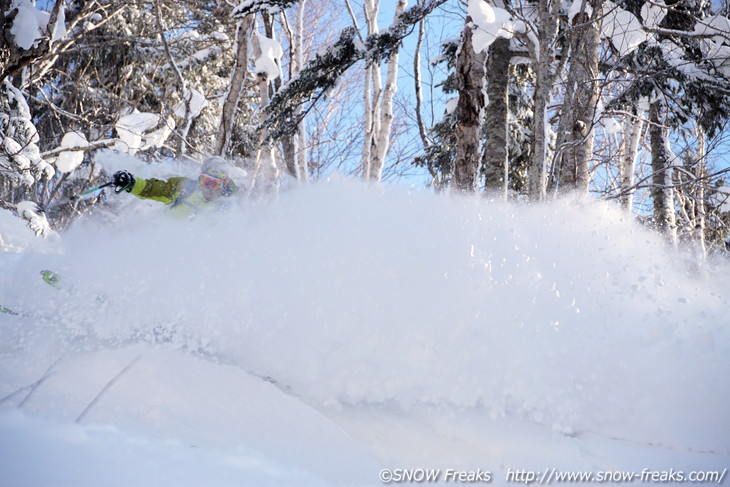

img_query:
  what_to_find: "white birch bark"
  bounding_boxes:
[618,110,643,211]
[251,26,280,192]
[361,0,380,181]
[649,100,677,246]
[280,2,310,182]
[556,0,603,193]
[294,1,309,182]
[370,0,406,182]
[693,128,707,259]
[361,0,406,183]
[529,0,559,201]
[214,16,254,157]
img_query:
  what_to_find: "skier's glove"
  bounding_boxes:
[113,171,135,193]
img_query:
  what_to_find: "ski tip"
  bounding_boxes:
[0,305,20,316]
[40,270,62,289]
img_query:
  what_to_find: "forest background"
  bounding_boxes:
[2,0,730,255]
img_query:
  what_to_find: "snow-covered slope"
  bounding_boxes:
[1,177,729,486]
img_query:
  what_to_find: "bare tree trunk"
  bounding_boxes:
[649,100,677,246]
[361,0,380,181]
[368,0,405,183]
[414,20,430,149]
[251,19,280,192]
[483,37,511,197]
[693,129,707,258]
[453,21,486,192]
[675,125,707,260]
[360,0,405,183]
[280,2,309,182]
[618,110,644,211]
[294,0,309,182]
[155,0,191,158]
[529,0,559,201]
[214,15,254,157]
[556,0,603,194]
[361,64,379,180]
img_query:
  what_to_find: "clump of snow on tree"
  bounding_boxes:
[694,15,730,77]
[14,201,54,238]
[54,132,89,173]
[601,1,649,57]
[254,33,284,80]
[0,80,54,185]
[467,0,520,54]
[640,0,667,30]
[114,110,175,154]
[7,0,66,50]
[567,0,593,23]
[173,89,208,119]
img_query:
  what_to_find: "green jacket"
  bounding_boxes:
[129,176,228,218]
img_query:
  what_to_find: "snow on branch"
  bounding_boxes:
[232,0,299,17]
[1,0,66,83]
[261,0,448,141]
[15,201,54,238]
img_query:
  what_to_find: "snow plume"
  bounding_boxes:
[3,175,729,455]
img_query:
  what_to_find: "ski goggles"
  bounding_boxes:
[198,173,229,190]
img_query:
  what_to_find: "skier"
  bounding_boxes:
[112,159,238,218]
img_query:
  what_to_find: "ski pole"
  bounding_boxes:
[69,182,114,200]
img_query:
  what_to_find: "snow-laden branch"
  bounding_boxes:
[41,138,118,159]
[260,0,448,141]
[232,0,299,17]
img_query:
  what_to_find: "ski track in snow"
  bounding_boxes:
[1,177,729,485]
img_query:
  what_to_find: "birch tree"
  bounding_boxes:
[617,107,646,211]
[279,1,309,182]
[555,0,604,194]
[527,0,560,201]
[215,15,255,157]
[649,99,678,245]
[358,0,407,183]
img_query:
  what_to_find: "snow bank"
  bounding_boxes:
[0,208,39,251]
[3,177,728,456]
